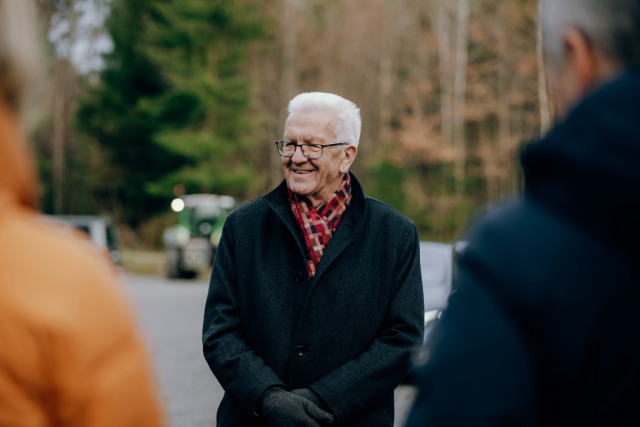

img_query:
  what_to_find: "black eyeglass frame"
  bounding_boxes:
[275,140,349,159]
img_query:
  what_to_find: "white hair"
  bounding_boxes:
[287,92,362,148]
[540,0,640,67]
[0,0,42,127]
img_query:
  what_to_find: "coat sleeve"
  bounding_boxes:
[405,225,539,427]
[202,216,285,417]
[309,224,425,424]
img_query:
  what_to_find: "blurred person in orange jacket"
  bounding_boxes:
[0,1,164,426]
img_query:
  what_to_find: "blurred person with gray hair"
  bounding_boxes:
[407,0,640,425]
[203,92,424,426]
[0,1,164,425]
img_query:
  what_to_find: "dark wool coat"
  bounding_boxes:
[202,172,424,427]
[407,70,640,426]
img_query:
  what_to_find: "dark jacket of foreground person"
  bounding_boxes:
[407,70,640,426]
[202,172,424,427]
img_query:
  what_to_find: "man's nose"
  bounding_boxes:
[291,145,308,163]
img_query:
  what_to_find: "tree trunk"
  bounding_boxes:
[537,11,551,134]
[272,0,299,188]
[452,0,469,195]
[50,0,79,215]
[496,1,511,197]
[378,0,396,149]
[52,59,67,215]
[436,2,453,146]
[497,2,511,154]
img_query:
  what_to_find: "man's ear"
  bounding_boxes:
[339,146,357,174]
[563,28,599,93]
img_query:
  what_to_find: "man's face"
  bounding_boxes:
[282,110,356,207]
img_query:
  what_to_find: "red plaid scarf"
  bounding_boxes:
[288,173,352,277]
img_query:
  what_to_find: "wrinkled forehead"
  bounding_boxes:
[284,109,338,142]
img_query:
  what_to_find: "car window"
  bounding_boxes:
[107,225,118,249]
[420,252,447,285]
[74,225,91,236]
[194,204,221,219]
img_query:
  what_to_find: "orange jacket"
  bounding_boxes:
[0,103,164,426]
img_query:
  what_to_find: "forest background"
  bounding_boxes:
[33,0,549,248]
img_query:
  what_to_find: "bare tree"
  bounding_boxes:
[435,1,453,146]
[38,0,107,213]
[378,0,397,149]
[270,0,300,188]
[49,0,79,214]
[537,8,551,134]
[52,59,69,214]
[452,0,469,194]
[431,0,469,194]
[497,1,511,154]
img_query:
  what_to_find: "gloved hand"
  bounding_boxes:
[257,387,334,426]
[291,388,331,413]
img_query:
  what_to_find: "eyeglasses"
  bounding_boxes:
[275,140,348,159]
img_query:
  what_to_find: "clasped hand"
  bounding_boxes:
[257,387,334,426]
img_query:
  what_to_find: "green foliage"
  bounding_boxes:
[367,158,410,214]
[76,0,267,226]
[368,156,480,243]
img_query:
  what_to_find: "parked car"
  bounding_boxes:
[451,240,469,293]
[403,241,470,384]
[418,242,453,340]
[163,194,237,279]
[39,215,121,265]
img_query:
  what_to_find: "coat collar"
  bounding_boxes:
[521,69,640,258]
[263,170,366,287]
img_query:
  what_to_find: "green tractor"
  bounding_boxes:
[162,194,236,279]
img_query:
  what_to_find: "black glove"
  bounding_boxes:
[291,388,332,413]
[257,387,334,426]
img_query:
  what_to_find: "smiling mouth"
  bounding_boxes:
[293,170,314,174]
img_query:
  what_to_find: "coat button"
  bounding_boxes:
[295,346,305,357]
[295,272,303,283]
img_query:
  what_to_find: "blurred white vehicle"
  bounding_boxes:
[38,215,120,266]
[419,242,452,340]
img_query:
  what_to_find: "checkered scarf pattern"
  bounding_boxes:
[289,173,352,277]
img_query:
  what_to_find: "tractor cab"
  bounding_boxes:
[163,194,236,279]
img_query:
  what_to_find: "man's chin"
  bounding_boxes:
[287,176,314,191]
[287,181,313,198]
[290,187,311,198]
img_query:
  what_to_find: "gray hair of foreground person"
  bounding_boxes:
[540,0,640,67]
[287,92,362,148]
[0,0,42,126]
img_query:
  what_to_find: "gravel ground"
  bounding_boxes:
[123,273,417,426]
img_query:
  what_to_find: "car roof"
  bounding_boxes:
[181,194,236,209]
[419,241,452,255]
[51,215,113,226]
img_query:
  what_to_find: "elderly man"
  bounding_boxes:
[407,0,640,426]
[203,92,424,427]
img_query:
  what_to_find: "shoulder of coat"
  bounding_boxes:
[228,196,271,220]
[365,196,416,229]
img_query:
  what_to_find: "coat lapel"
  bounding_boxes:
[263,179,308,264]
[263,172,367,288]
[309,172,365,287]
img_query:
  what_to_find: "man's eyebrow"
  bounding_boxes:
[283,135,321,144]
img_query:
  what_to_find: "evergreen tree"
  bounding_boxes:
[76,0,267,226]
